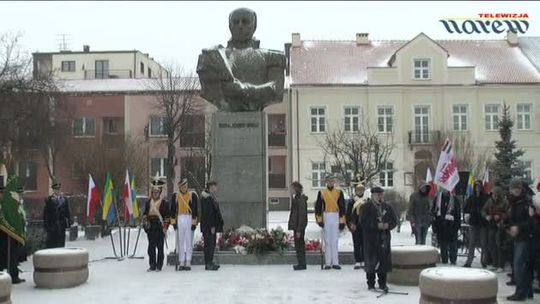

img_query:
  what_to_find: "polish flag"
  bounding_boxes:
[123,170,134,222]
[483,169,492,194]
[426,168,437,197]
[87,174,101,225]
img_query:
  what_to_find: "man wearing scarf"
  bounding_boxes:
[431,189,461,265]
[142,178,169,272]
[200,181,224,271]
[315,175,346,270]
[169,178,199,271]
[346,183,366,269]
[361,186,397,292]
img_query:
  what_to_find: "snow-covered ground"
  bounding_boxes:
[11,212,537,303]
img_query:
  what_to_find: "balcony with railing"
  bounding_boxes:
[408,130,441,146]
[268,132,286,147]
[268,114,286,148]
[269,174,286,189]
[84,69,133,80]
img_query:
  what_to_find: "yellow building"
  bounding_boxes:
[288,32,540,202]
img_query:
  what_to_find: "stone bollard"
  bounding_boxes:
[33,247,89,289]
[419,267,498,304]
[85,225,101,240]
[388,245,439,286]
[0,272,11,304]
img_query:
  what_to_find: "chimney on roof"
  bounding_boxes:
[356,33,370,45]
[291,33,301,48]
[506,30,518,46]
[83,45,90,52]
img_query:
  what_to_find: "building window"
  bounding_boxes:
[310,107,326,133]
[452,104,468,131]
[149,116,167,137]
[180,115,205,147]
[517,103,532,130]
[150,158,167,178]
[104,118,118,135]
[413,105,430,143]
[379,161,394,188]
[73,117,96,136]
[485,104,500,131]
[377,106,394,133]
[413,59,430,79]
[61,61,75,72]
[148,67,152,78]
[95,60,109,79]
[311,162,326,188]
[140,62,145,75]
[520,160,533,183]
[344,106,360,132]
[18,161,37,191]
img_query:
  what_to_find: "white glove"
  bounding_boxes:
[445,214,454,221]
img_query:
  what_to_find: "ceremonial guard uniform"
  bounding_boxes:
[361,186,397,292]
[43,182,72,248]
[170,178,198,271]
[200,181,224,271]
[346,183,365,269]
[315,175,346,270]
[142,178,170,272]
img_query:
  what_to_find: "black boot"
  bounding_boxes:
[506,293,527,301]
[293,264,307,271]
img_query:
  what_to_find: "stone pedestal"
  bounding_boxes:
[212,112,267,230]
[388,245,439,286]
[0,272,11,304]
[419,267,498,303]
[33,247,89,289]
[85,225,100,240]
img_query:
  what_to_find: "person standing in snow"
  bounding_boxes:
[142,178,170,272]
[315,175,346,270]
[169,178,199,271]
[200,181,224,271]
[346,182,365,269]
[431,189,461,265]
[288,181,308,270]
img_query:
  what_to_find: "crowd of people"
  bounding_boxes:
[407,178,540,301]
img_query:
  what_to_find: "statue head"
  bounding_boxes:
[229,8,257,43]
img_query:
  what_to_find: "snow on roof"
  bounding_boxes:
[291,36,540,85]
[57,78,201,93]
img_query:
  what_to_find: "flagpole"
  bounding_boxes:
[6,236,10,275]
[113,189,124,260]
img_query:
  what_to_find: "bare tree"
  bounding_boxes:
[181,115,213,192]
[319,121,395,194]
[0,31,71,184]
[147,63,199,196]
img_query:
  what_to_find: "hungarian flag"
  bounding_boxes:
[101,172,116,224]
[434,138,460,192]
[87,174,101,224]
[426,167,437,197]
[122,170,133,223]
[0,172,25,245]
[482,169,492,194]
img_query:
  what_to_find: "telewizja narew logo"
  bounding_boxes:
[440,13,529,34]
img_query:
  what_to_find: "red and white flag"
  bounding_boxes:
[123,170,133,221]
[87,174,101,225]
[482,169,492,194]
[434,138,460,192]
[426,167,437,197]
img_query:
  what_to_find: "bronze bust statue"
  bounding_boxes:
[196,8,286,112]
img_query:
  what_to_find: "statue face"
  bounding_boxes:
[229,8,256,42]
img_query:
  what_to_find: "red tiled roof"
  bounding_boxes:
[290,38,540,85]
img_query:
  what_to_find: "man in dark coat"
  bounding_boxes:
[200,181,224,271]
[346,183,365,269]
[505,178,533,301]
[288,181,308,270]
[43,182,72,248]
[408,182,433,245]
[463,180,489,268]
[431,190,461,265]
[361,186,398,292]
[142,178,170,272]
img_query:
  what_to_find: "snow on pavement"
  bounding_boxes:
[10,212,537,304]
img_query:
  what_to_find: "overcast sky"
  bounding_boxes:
[1,1,539,71]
